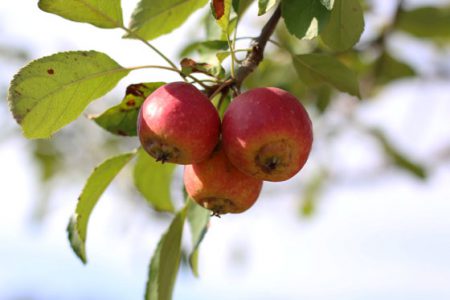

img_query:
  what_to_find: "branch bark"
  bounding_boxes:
[234,5,282,89]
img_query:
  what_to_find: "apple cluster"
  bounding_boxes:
[137,82,313,216]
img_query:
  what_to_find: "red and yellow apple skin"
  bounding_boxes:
[137,82,220,164]
[222,87,313,182]
[184,147,263,215]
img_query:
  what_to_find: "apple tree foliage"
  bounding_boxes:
[6,0,450,299]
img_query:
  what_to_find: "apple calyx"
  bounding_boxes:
[142,139,180,163]
[201,197,236,217]
[255,139,291,175]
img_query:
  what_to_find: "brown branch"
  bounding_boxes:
[234,5,282,90]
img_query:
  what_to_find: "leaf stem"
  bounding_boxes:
[226,33,236,78]
[121,26,179,71]
[126,65,209,89]
[126,65,180,72]
[216,92,227,111]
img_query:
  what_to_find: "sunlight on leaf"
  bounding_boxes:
[212,0,232,33]
[293,53,360,98]
[127,0,209,40]
[38,0,123,28]
[321,0,364,51]
[134,148,176,212]
[282,0,331,39]
[8,51,129,139]
[397,6,450,39]
[93,82,165,136]
[67,151,136,263]
[187,199,210,276]
[145,208,187,300]
[258,0,277,16]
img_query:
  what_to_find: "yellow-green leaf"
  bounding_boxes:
[232,0,254,16]
[375,52,416,85]
[397,6,450,39]
[180,40,229,57]
[93,82,165,136]
[187,199,210,277]
[321,0,364,51]
[67,151,136,263]
[281,0,331,39]
[8,51,129,139]
[212,0,232,32]
[127,0,209,41]
[299,172,326,217]
[145,208,187,300]
[292,53,360,98]
[372,129,427,180]
[134,149,176,213]
[38,0,123,28]
[258,0,277,16]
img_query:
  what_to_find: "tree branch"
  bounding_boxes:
[235,5,282,89]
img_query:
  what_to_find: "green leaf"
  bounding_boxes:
[67,151,136,264]
[281,0,331,39]
[320,0,364,51]
[314,86,332,113]
[8,51,129,139]
[92,82,165,136]
[216,51,231,63]
[203,10,235,41]
[187,199,210,277]
[375,52,416,85]
[397,6,450,39]
[212,0,232,32]
[227,17,239,37]
[232,0,254,15]
[127,0,209,41]
[299,172,326,217]
[258,0,277,16]
[145,208,187,300]
[292,53,360,98]
[211,92,231,119]
[134,149,176,212]
[180,40,229,57]
[32,139,62,182]
[38,0,123,28]
[372,130,427,180]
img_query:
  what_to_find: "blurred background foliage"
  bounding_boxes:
[1,0,450,227]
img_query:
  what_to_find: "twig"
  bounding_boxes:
[208,79,235,100]
[234,5,282,89]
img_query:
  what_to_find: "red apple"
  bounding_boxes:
[222,87,313,182]
[184,146,263,215]
[137,82,220,164]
